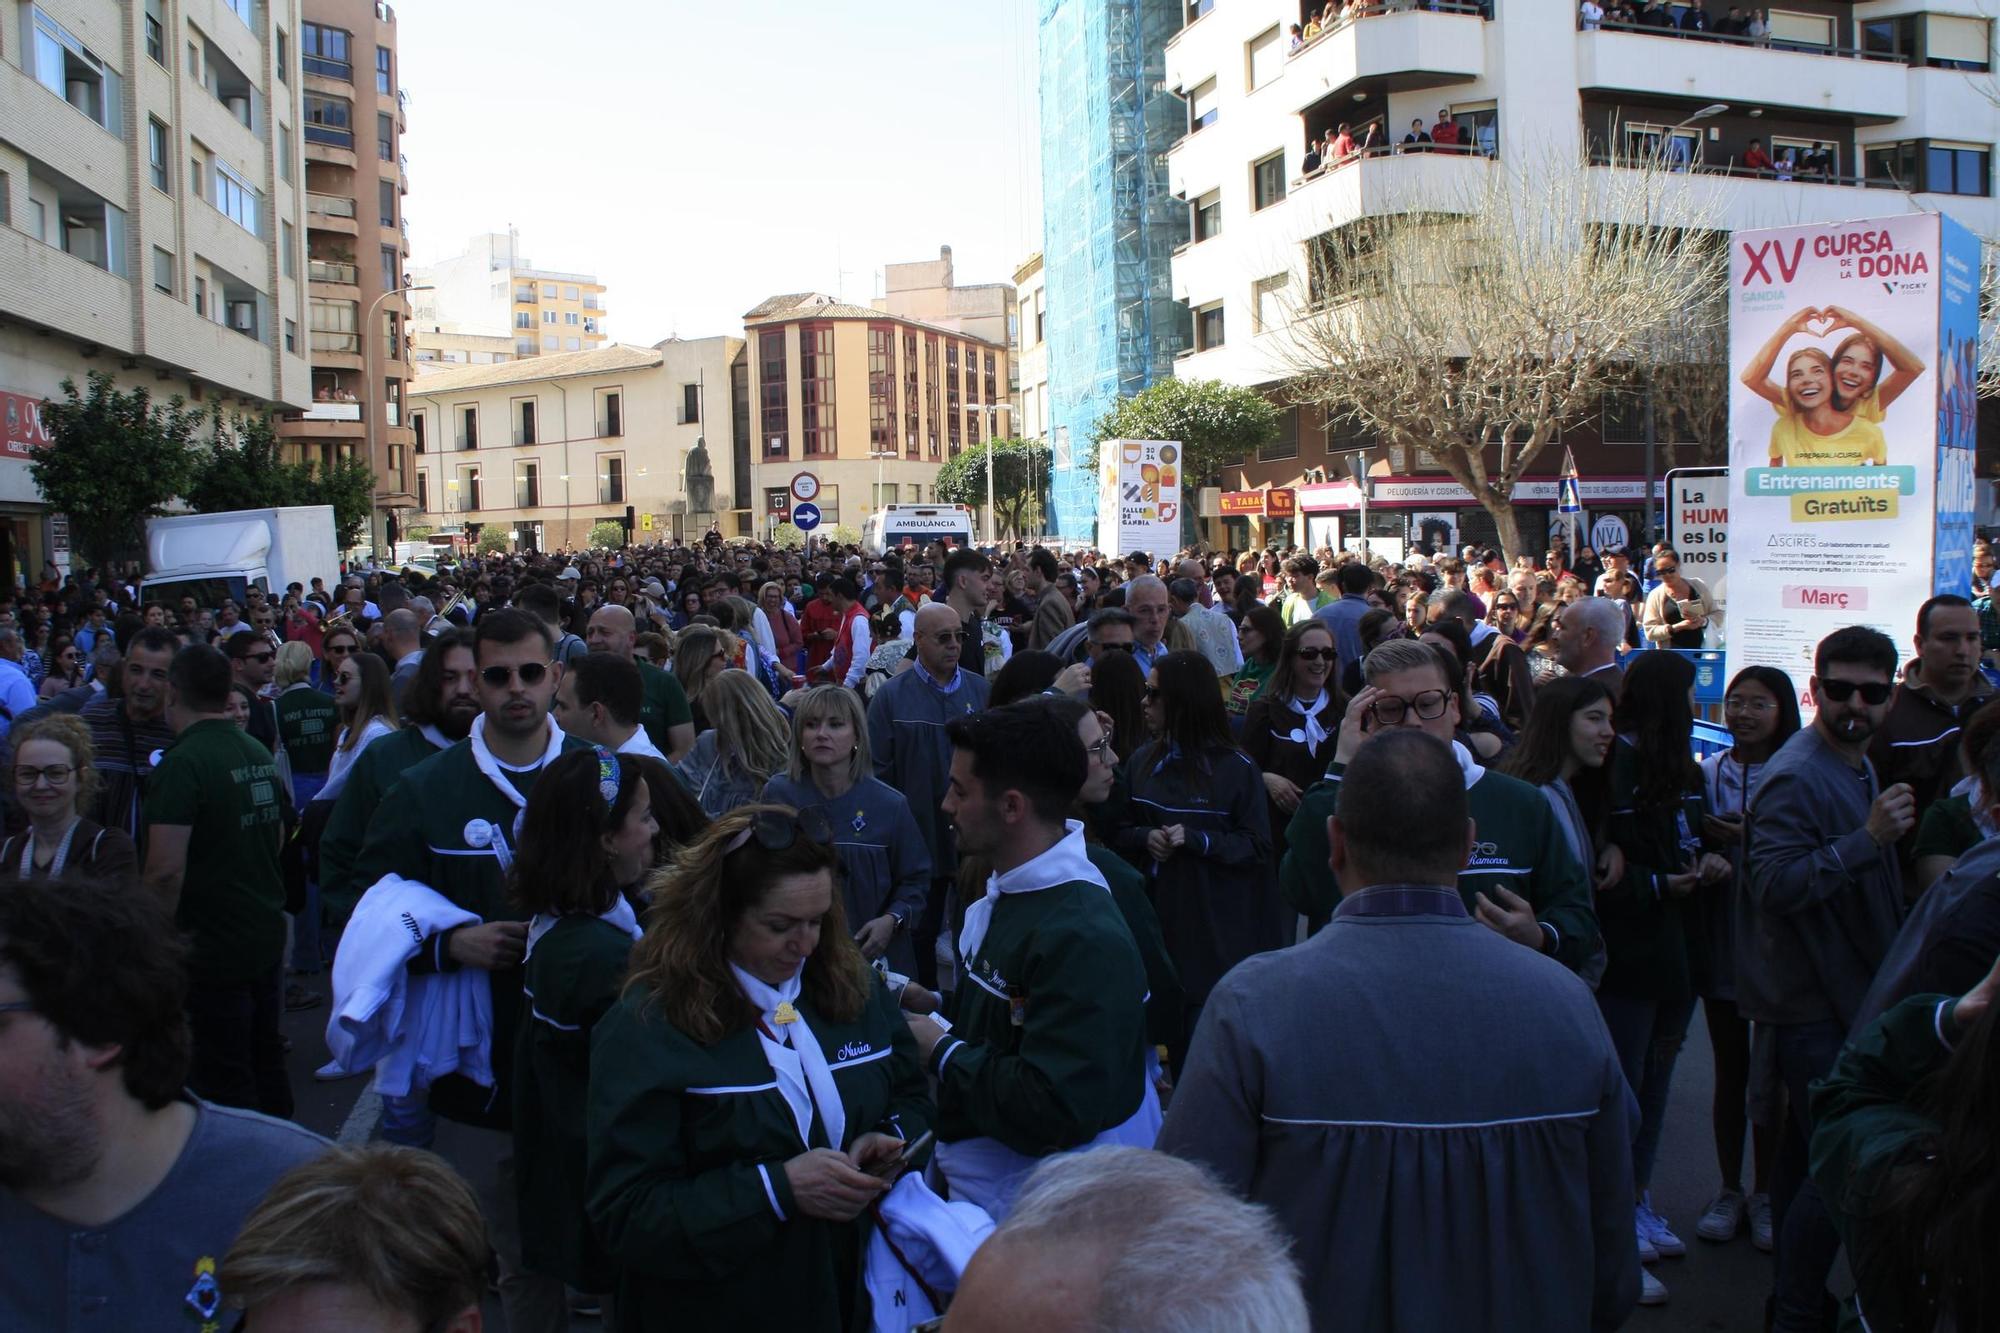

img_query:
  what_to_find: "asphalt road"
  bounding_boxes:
[284,974,1777,1332]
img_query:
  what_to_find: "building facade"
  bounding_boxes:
[1014,251,1049,443]
[1039,0,1192,542]
[406,337,742,552]
[1162,1,1999,553]
[2,0,311,579]
[745,293,1012,540]
[273,0,413,550]
[410,231,608,359]
[410,327,515,368]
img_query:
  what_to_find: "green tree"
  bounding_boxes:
[1093,379,1280,493]
[312,455,377,551]
[185,409,375,549]
[475,527,512,555]
[588,520,627,549]
[932,437,1054,539]
[30,371,202,568]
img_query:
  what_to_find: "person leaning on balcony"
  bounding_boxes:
[1288,21,1304,51]
[1430,109,1461,150]
[1743,138,1775,176]
[1401,118,1432,151]
[1637,0,1674,27]
[1580,0,1605,29]
[1714,5,1749,36]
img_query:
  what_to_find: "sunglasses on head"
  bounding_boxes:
[480,662,552,687]
[1818,678,1891,705]
[724,804,834,855]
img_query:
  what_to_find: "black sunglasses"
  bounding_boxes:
[1818,678,1891,705]
[1655,565,1679,575]
[1096,640,1137,653]
[725,804,834,854]
[480,662,552,687]
[1294,647,1336,662]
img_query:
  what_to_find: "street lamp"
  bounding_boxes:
[971,401,1015,546]
[364,281,433,556]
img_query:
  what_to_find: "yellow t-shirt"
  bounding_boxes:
[1768,404,1886,467]
[1846,387,1884,424]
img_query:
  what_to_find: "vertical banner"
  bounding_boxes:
[1725,213,1981,710]
[1097,439,1182,558]
[1666,468,1727,646]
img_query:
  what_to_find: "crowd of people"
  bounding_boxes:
[2,529,1997,1333]
[1583,1,1775,41]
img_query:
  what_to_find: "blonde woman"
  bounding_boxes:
[671,669,792,817]
[761,685,930,971]
[2,713,137,879]
[671,626,728,732]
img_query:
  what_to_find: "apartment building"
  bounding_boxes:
[406,337,742,551]
[1015,251,1050,442]
[411,231,609,359]
[272,0,413,550]
[411,327,516,369]
[745,292,1013,540]
[1163,0,1998,553]
[1,0,310,579]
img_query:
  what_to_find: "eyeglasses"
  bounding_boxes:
[15,765,74,787]
[1655,565,1680,575]
[1094,640,1136,654]
[1724,696,1776,713]
[926,630,965,644]
[479,662,552,687]
[1084,733,1115,763]
[1143,685,1161,701]
[1367,690,1452,726]
[1818,678,1892,705]
[724,804,835,855]
[1294,647,1336,662]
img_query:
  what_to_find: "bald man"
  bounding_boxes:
[587,604,695,760]
[382,608,424,711]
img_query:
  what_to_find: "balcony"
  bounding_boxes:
[306,192,358,235]
[1284,4,1487,114]
[308,259,358,284]
[310,329,361,357]
[301,401,362,422]
[1576,25,1909,123]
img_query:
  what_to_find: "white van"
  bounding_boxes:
[860,504,977,557]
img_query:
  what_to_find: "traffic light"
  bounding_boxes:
[622,505,636,539]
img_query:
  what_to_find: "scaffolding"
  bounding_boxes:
[1038,0,1190,543]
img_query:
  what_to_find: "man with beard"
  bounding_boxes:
[0,878,326,1331]
[80,626,179,857]
[317,629,483,926]
[1740,625,1910,1333]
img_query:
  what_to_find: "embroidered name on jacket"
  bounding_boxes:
[835,1041,875,1062]
[1464,840,1520,872]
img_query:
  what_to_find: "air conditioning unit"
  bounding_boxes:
[228,301,256,332]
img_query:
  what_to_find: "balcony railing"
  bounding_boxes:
[1291,0,1487,58]
[310,330,361,354]
[1579,14,1910,63]
[304,124,354,149]
[303,55,352,79]
[1586,151,1879,189]
[308,259,358,283]
[307,193,356,218]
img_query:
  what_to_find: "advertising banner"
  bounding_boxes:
[1098,439,1182,559]
[1724,213,1981,709]
[1666,468,1727,646]
[2,389,52,460]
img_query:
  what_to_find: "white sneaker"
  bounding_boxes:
[1695,1188,1745,1242]
[314,1060,366,1083]
[1635,1214,1659,1266]
[1638,1194,1686,1258]
[1639,1267,1668,1306]
[1748,1192,1774,1252]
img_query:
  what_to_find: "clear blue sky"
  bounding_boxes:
[397,0,1043,342]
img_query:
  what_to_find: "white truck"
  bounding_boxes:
[141,506,341,607]
[859,504,977,557]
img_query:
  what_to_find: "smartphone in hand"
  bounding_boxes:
[864,1129,935,1180]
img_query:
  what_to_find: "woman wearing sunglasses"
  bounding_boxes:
[1117,651,1278,1068]
[1641,550,1711,650]
[1241,621,1343,917]
[510,746,658,1315]
[586,805,932,1330]
[319,651,399,806]
[1,713,137,880]
[318,623,362,692]
[671,626,729,733]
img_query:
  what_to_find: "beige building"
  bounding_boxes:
[273,0,414,550]
[1,0,311,578]
[411,327,515,369]
[746,292,1011,540]
[406,337,743,552]
[1013,251,1047,443]
[411,231,608,360]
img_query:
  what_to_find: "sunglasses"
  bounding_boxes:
[243,651,275,664]
[1143,685,1161,701]
[1294,647,1336,662]
[325,643,355,655]
[1655,566,1679,575]
[1095,640,1136,653]
[724,804,834,855]
[480,662,553,687]
[926,631,965,644]
[1818,678,1891,705]
[1493,601,1518,610]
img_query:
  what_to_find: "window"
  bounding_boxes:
[1193,190,1221,242]
[984,351,997,405]
[1451,103,1500,159]
[602,391,623,437]
[1252,273,1290,332]
[223,0,253,28]
[1926,142,1990,196]
[1253,152,1287,209]
[966,411,980,450]
[517,399,537,445]
[376,45,392,93]
[28,7,119,132]
[873,482,899,508]
[946,342,962,456]
[1186,0,1215,22]
[1601,390,1646,444]
[760,329,789,457]
[599,456,625,504]
[416,470,428,509]
[868,326,895,456]
[1866,139,1990,195]
[281,220,295,277]
[1306,225,1386,305]
[683,383,701,424]
[816,484,840,528]
[1862,15,1918,61]
[378,179,395,228]
[1923,15,1991,70]
[146,1,165,64]
[149,119,171,192]
[1195,302,1226,351]
[925,335,941,459]
[188,146,206,201]
[904,330,921,459]
[1189,78,1219,132]
[544,310,556,324]
[310,297,357,351]
[381,245,398,291]
[276,28,289,83]
[460,467,481,510]
[152,247,175,295]
[194,276,208,317]
[284,318,297,353]
[459,407,478,449]
[214,164,260,235]
[515,312,532,329]
[516,462,540,508]
[303,93,353,148]
[542,282,557,298]
[413,412,426,452]
[278,128,293,182]
[541,335,559,351]
[564,337,580,351]
[563,285,580,300]
[1247,26,1283,90]
[378,112,394,161]
[565,311,579,325]
[800,323,836,457]
[1259,407,1299,461]
[301,23,352,79]
[1767,9,1833,48]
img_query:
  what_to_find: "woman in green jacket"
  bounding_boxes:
[1810,957,2000,1333]
[511,746,661,1305]
[587,805,935,1332]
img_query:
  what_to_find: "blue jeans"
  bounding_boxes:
[1771,1019,1846,1333]
[378,1091,437,1148]
[1597,989,1696,1195]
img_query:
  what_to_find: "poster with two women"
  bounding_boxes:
[1725,211,1982,709]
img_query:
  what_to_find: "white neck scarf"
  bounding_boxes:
[468,713,565,811]
[1285,691,1331,753]
[524,894,641,961]
[1451,737,1486,790]
[731,963,845,1151]
[958,821,1108,965]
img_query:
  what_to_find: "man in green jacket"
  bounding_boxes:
[907,700,1152,1220]
[1282,640,1600,973]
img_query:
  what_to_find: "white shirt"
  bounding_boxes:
[319,716,397,803]
[615,727,667,762]
[842,614,873,689]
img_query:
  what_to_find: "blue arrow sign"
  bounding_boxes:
[791,501,821,532]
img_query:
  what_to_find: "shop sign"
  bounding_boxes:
[1219,491,1266,515]
[3,390,53,460]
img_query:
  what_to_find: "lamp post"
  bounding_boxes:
[1640,105,1724,543]
[364,281,432,558]
[972,401,1015,546]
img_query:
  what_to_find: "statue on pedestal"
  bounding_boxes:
[685,437,715,522]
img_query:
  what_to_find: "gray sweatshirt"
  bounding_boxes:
[1739,725,1905,1028]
